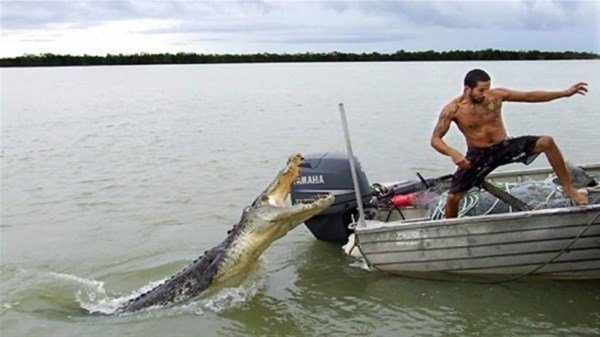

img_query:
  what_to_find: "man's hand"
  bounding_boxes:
[451,152,472,169]
[564,82,588,97]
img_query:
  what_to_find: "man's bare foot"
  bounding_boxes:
[564,187,589,205]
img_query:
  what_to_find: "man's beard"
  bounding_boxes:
[470,94,485,103]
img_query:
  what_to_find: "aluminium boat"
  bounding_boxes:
[291,154,600,280]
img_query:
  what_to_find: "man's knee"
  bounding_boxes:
[534,135,556,152]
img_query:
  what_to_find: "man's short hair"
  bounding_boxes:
[464,69,491,88]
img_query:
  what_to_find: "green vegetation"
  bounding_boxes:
[1,49,597,67]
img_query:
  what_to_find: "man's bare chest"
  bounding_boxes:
[455,100,502,128]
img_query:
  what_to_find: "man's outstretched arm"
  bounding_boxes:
[495,82,588,103]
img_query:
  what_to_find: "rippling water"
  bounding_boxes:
[2,61,599,336]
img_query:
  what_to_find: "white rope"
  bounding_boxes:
[431,192,479,220]
[429,177,599,220]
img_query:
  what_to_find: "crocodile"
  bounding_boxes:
[115,154,334,313]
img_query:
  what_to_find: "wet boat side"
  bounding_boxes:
[356,203,600,279]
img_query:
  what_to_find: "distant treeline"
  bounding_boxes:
[1,49,598,67]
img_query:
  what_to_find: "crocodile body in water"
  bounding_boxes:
[114,154,333,313]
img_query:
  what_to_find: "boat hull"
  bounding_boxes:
[357,203,600,280]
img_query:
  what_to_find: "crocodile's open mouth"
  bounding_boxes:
[254,153,304,207]
[252,153,333,221]
[267,153,304,207]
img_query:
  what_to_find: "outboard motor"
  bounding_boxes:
[291,152,372,243]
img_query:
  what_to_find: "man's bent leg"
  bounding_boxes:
[445,190,468,218]
[534,136,588,205]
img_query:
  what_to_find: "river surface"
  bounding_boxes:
[2,61,599,336]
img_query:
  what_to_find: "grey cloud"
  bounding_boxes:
[3,1,594,33]
[0,1,264,30]
[1,0,596,54]
[1,1,140,30]
[327,1,595,31]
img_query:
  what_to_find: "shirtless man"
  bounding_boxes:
[430,69,589,218]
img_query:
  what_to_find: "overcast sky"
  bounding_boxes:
[1,1,598,57]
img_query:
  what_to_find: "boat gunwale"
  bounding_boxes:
[485,163,600,180]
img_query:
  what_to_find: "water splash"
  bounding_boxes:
[44,271,167,315]
[202,261,269,313]
[50,258,269,316]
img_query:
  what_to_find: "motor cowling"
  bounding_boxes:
[291,152,371,243]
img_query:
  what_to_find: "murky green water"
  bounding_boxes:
[2,61,599,336]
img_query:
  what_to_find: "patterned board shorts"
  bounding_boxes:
[449,135,541,194]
